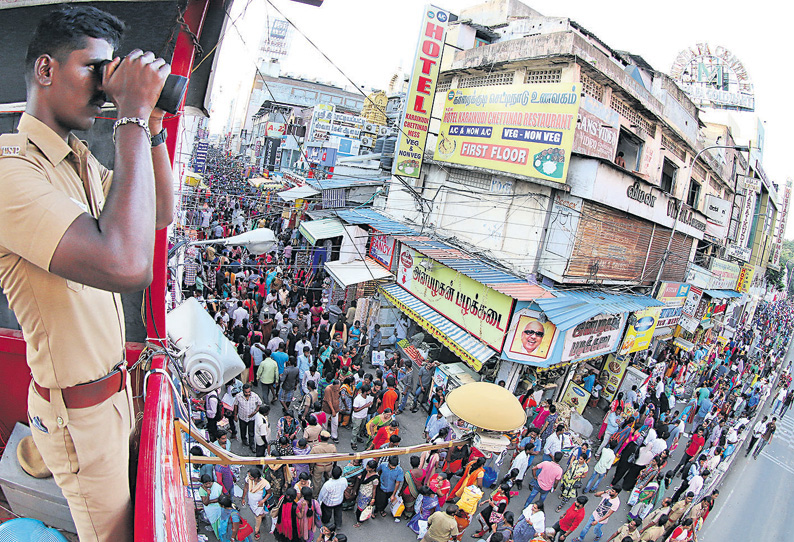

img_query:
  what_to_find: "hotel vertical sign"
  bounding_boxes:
[392,5,449,178]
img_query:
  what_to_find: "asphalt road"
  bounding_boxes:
[699,350,794,542]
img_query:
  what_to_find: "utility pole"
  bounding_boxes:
[653,144,750,295]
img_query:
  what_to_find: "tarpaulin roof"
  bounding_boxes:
[380,284,497,371]
[535,289,665,331]
[278,186,320,201]
[324,259,392,288]
[299,218,345,246]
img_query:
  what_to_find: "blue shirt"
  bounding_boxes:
[272,351,288,374]
[297,354,311,378]
[583,374,596,393]
[606,412,620,433]
[697,398,712,417]
[519,437,542,454]
[377,463,404,492]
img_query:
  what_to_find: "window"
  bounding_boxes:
[687,180,701,208]
[616,129,643,172]
[610,96,655,137]
[660,158,677,193]
[330,96,343,105]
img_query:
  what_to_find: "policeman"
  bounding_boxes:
[0,6,172,542]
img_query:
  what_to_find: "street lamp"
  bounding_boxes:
[652,144,750,294]
[168,227,278,259]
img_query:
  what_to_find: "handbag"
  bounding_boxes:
[269,496,284,518]
[237,518,254,541]
[359,504,374,522]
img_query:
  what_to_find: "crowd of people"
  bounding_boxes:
[180,152,793,542]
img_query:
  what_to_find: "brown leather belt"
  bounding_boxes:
[34,366,127,409]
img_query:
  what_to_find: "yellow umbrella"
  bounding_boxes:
[445,382,526,432]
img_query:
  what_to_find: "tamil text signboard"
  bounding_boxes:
[434,83,581,183]
[396,246,514,351]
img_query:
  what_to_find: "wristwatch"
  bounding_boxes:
[151,127,168,148]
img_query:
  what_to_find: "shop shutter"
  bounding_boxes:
[644,227,695,284]
[567,202,653,281]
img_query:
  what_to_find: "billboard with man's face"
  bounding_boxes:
[503,304,560,364]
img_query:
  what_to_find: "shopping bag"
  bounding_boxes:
[457,485,483,515]
[416,520,429,539]
[391,495,405,517]
[359,505,374,522]
[237,518,254,541]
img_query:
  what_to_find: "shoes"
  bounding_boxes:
[241,440,249,446]
[351,444,358,450]
[410,409,418,413]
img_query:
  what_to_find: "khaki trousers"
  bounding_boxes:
[28,381,134,542]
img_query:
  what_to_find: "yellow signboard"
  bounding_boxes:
[600,354,629,402]
[736,264,754,293]
[396,246,514,351]
[619,307,662,355]
[561,381,590,415]
[393,5,449,178]
[434,83,581,183]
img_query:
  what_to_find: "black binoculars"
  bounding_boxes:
[97,58,188,115]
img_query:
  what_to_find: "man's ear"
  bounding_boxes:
[34,54,56,86]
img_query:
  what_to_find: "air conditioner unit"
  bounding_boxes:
[363,123,376,134]
[360,136,373,147]
[378,126,389,136]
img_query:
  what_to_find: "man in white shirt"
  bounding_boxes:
[543,424,565,462]
[350,385,373,450]
[318,466,348,527]
[296,335,312,357]
[267,332,283,353]
[511,443,533,490]
[232,301,248,327]
[253,405,271,457]
[746,415,768,457]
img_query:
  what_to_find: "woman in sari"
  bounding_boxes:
[297,486,322,542]
[421,448,442,485]
[354,460,379,527]
[217,494,249,542]
[598,393,626,439]
[444,443,469,476]
[451,457,486,498]
[628,480,660,522]
[428,472,451,506]
[291,439,312,480]
[626,456,661,503]
[407,486,439,535]
[555,454,588,513]
[403,455,426,518]
[199,474,224,538]
[241,468,271,540]
[274,487,302,542]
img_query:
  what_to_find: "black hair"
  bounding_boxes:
[218,494,233,508]
[331,465,343,479]
[26,6,125,84]
[410,456,421,468]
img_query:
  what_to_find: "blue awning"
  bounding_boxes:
[703,289,743,299]
[535,289,665,331]
[380,284,497,371]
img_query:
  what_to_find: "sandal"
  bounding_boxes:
[380,511,388,517]
[254,533,261,540]
[354,523,362,528]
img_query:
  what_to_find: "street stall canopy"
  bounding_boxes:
[535,289,665,331]
[380,283,497,371]
[703,289,743,299]
[300,218,346,246]
[445,382,526,432]
[248,177,283,189]
[324,259,392,288]
[278,185,320,202]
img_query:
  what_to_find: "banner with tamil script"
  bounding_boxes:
[434,83,581,183]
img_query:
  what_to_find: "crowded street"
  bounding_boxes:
[0,2,791,542]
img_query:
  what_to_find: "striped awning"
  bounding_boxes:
[379,283,496,371]
[535,289,665,331]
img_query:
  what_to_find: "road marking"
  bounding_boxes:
[760,450,794,475]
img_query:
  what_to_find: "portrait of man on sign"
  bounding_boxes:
[505,307,558,363]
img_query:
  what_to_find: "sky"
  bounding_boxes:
[208,0,793,237]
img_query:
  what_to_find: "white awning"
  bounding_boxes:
[278,185,319,202]
[324,258,392,288]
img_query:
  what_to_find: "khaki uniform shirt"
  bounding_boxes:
[0,113,125,389]
[310,441,337,467]
[424,511,459,542]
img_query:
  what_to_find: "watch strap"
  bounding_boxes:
[151,127,168,147]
